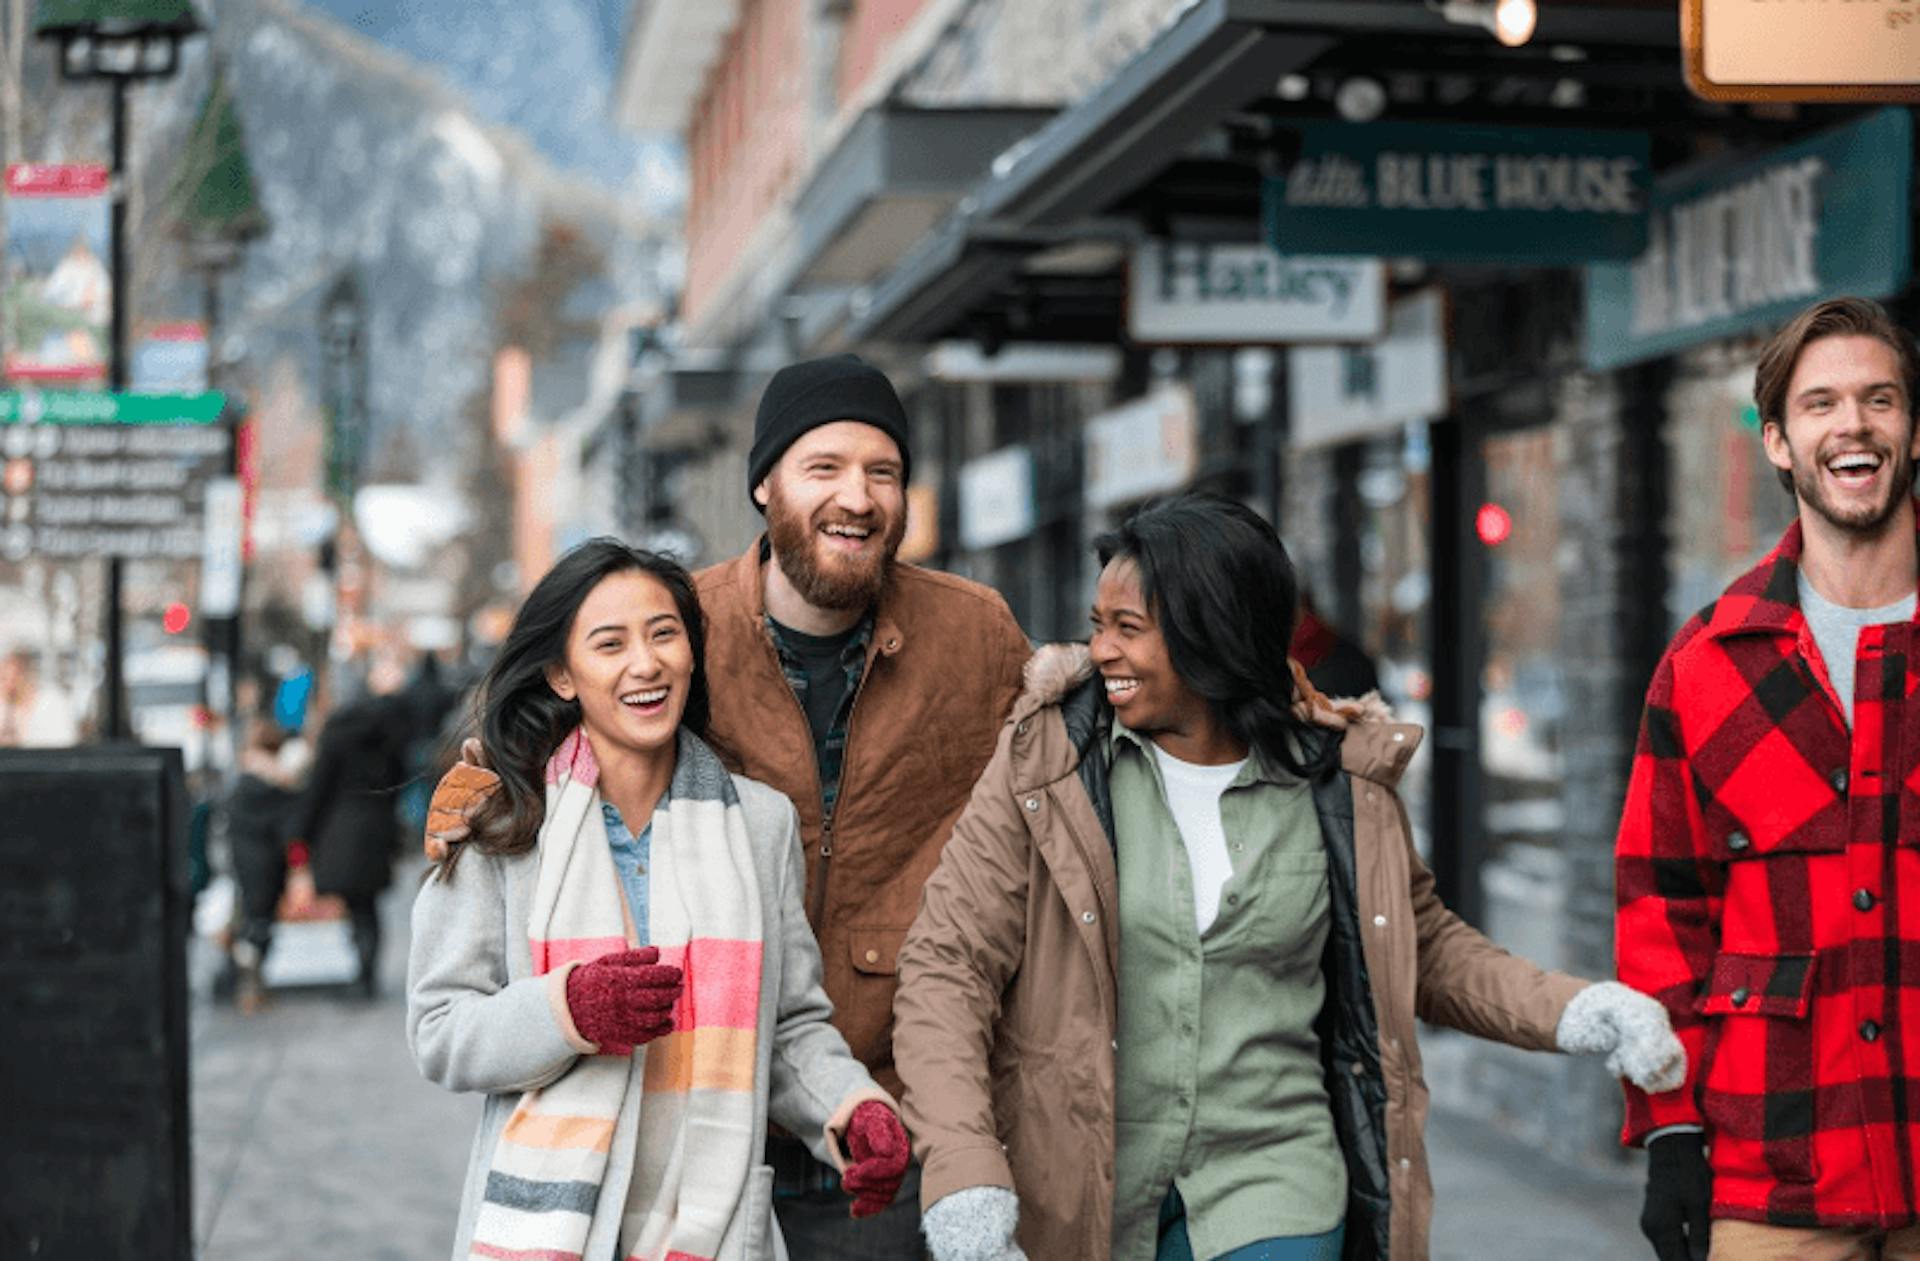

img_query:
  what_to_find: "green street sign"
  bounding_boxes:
[0,390,226,424]
[1263,122,1652,264]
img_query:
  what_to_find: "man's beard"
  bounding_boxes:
[766,484,905,612]
[1788,436,1918,537]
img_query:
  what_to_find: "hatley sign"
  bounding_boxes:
[1585,108,1912,370]
[1262,122,1651,264]
[1127,242,1385,343]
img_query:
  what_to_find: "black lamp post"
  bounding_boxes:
[34,0,204,741]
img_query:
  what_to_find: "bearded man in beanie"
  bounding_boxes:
[425,353,1032,1257]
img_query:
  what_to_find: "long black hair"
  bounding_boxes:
[437,538,708,879]
[1094,492,1337,779]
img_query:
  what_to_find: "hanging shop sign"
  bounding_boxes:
[1083,384,1199,510]
[1288,290,1449,450]
[0,391,231,560]
[1585,108,1912,371]
[2,164,111,386]
[1683,0,1920,104]
[1127,242,1386,344]
[958,445,1036,552]
[1262,123,1651,264]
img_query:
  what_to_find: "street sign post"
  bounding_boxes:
[0,389,229,561]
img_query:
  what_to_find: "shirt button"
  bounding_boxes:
[864,949,879,964]
[1373,914,1388,928]
[1398,1157,1411,1171]
[1349,1061,1367,1077]
[1016,720,1030,735]
[1226,893,1239,906]
[1392,731,1406,743]
[1730,987,1750,1008]
[1832,770,1849,794]
[1081,910,1097,924]
[1856,888,1877,912]
[1862,1020,1882,1042]
[1024,797,1040,812]
[1727,831,1751,853]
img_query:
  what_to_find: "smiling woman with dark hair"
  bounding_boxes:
[893,493,1688,1261]
[406,538,910,1261]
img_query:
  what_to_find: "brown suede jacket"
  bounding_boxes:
[695,541,1030,1097]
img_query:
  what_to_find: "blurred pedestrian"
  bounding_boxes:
[1616,298,1920,1261]
[894,493,1685,1261]
[0,648,80,746]
[292,674,409,997]
[428,353,1031,1256]
[408,539,908,1261]
[224,716,303,1012]
[1290,590,1381,700]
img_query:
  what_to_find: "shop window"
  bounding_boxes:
[1351,427,1433,854]
[1664,359,1798,633]
[1476,426,1565,889]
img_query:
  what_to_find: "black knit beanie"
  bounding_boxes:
[748,354,911,509]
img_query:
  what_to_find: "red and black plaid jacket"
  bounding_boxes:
[1617,517,1920,1229]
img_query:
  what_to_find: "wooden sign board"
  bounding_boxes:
[1684,0,1920,103]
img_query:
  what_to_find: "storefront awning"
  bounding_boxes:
[628,352,746,449]
[789,105,1055,289]
[851,0,1688,347]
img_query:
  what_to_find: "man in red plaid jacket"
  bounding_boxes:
[1617,298,1920,1261]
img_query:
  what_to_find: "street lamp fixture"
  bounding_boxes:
[34,0,206,744]
[33,0,202,82]
[1430,0,1538,48]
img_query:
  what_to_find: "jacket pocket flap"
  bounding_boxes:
[848,927,904,976]
[1699,952,1815,1017]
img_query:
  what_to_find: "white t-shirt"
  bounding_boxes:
[1151,744,1248,935]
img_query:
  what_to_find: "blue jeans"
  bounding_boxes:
[1155,1187,1345,1261]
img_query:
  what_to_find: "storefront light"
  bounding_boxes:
[1430,0,1537,48]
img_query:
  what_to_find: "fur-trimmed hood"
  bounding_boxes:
[1013,641,1417,787]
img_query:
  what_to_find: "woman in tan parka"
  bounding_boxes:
[893,494,1686,1261]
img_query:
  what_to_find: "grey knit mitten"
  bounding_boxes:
[1556,980,1686,1093]
[921,1185,1027,1261]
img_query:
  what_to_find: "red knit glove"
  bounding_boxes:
[563,947,682,1055]
[841,1100,910,1218]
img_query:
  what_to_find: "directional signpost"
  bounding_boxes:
[0,389,228,562]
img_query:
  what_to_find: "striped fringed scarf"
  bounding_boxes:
[469,727,764,1261]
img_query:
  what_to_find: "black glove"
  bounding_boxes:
[1641,1131,1712,1261]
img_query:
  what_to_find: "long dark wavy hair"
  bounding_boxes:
[1094,492,1337,779]
[436,538,709,879]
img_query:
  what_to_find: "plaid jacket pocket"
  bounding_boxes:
[1699,951,1821,1186]
[1698,952,1816,1019]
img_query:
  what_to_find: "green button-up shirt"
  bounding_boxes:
[1110,720,1346,1261]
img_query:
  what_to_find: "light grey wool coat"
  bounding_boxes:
[406,773,890,1261]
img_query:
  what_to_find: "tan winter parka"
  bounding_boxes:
[893,645,1588,1261]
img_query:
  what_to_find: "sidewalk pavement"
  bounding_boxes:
[190,859,469,1260]
[188,860,1652,1260]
